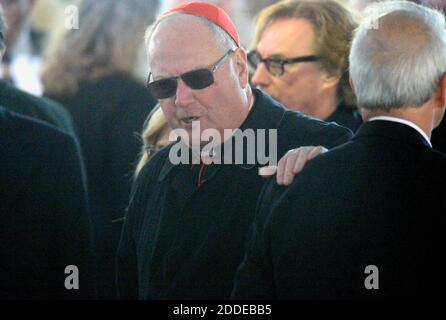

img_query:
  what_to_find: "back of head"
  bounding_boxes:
[254,0,359,106]
[42,0,160,95]
[350,0,446,111]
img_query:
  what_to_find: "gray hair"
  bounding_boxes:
[145,12,238,63]
[349,0,446,111]
[0,5,6,55]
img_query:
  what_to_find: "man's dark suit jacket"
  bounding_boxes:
[232,120,446,299]
[0,107,96,299]
[0,80,76,137]
[432,115,446,153]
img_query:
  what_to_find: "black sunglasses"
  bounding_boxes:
[147,49,235,99]
[247,51,320,77]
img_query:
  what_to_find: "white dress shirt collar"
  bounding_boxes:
[368,116,432,148]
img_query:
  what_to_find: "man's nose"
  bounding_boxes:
[174,78,195,107]
[251,63,272,87]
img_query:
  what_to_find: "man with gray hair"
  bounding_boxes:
[233,0,446,299]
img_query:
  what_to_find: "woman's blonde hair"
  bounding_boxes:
[42,0,160,95]
[134,104,170,177]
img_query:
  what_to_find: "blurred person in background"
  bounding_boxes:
[0,2,76,138]
[0,0,44,95]
[249,0,362,131]
[349,0,431,13]
[42,0,160,299]
[422,0,446,10]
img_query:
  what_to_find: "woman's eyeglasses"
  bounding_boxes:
[247,50,320,77]
[147,49,235,99]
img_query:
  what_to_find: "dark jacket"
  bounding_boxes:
[326,103,362,132]
[0,107,95,299]
[432,115,446,153]
[45,72,157,299]
[0,80,76,137]
[117,88,353,300]
[232,120,446,299]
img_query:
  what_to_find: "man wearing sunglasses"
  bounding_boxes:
[249,0,362,132]
[117,2,352,300]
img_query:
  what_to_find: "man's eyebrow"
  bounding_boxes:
[264,53,288,60]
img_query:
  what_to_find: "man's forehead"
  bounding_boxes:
[257,18,315,57]
[150,14,213,47]
[150,16,217,52]
[148,15,222,74]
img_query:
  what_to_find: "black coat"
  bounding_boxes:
[432,115,446,153]
[117,88,353,299]
[0,107,95,299]
[45,72,157,299]
[0,80,76,137]
[232,120,446,299]
[326,103,362,132]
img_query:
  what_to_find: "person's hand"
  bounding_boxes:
[258,146,327,186]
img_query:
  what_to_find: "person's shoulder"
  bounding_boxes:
[1,80,52,109]
[252,88,352,146]
[422,147,446,176]
[286,141,355,195]
[0,106,73,146]
[275,110,353,152]
[283,109,352,136]
[1,81,74,133]
[426,146,446,161]
[326,104,363,132]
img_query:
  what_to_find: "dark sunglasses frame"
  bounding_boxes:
[247,51,320,77]
[147,49,235,99]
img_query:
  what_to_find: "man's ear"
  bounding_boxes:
[320,69,341,91]
[233,47,249,89]
[349,75,355,95]
[437,73,446,110]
